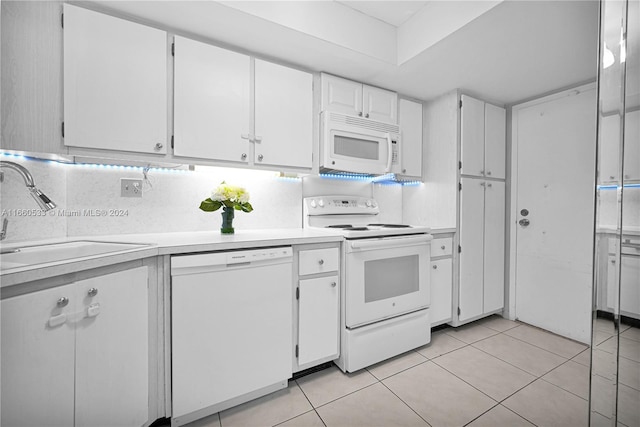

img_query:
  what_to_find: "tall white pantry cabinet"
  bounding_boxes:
[423,92,507,326]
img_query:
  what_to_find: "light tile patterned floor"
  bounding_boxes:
[185,315,640,427]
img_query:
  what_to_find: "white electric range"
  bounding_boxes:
[303,196,432,372]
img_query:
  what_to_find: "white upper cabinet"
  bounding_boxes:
[63,4,167,155]
[397,99,423,177]
[173,36,251,163]
[460,95,506,179]
[254,59,313,169]
[321,74,397,124]
[484,103,507,179]
[623,109,639,181]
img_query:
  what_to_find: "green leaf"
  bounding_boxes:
[199,198,222,212]
[239,202,253,213]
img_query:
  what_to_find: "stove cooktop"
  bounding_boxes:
[317,223,430,238]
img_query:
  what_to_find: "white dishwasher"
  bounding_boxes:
[170,247,293,426]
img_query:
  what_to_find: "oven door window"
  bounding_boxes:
[345,242,429,329]
[365,255,419,302]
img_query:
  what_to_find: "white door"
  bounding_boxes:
[459,177,486,321]
[398,99,423,177]
[298,275,339,366]
[483,180,505,313]
[363,85,398,124]
[1,285,76,427]
[430,258,453,325]
[513,87,596,343]
[75,267,149,427]
[254,60,312,169]
[321,74,362,117]
[63,4,167,154]
[460,95,485,177]
[484,104,506,179]
[173,36,250,163]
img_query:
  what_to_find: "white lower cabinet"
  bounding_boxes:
[621,253,640,320]
[429,233,454,326]
[294,244,340,372]
[1,266,149,427]
[430,258,453,326]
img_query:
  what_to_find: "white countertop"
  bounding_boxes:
[0,229,344,288]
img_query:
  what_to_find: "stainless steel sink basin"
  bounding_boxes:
[0,240,150,270]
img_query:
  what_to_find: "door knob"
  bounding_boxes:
[519,219,530,227]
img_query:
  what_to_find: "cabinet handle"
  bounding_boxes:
[87,288,98,297]
[480,170,485,175]
[331,282,337,287]
[57,297,69,307]
[257,154,264,162]
[441,245,446,250]
[611,259,616,264]
[365,113,369,118]
[254,135,263,143]
[624,174,630,179]
[154,143,163,151]
[487,183,493,188]
[241,153,247,160]
[402,169,407,174]
[610,176,615,180]
[358,112,363,117]
[487,171,492,176]
[241,133,251,140]
[432,265,438,270]
[318,259,324,265]
[480,182,486,187]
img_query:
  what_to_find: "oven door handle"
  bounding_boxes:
[347,235,432,252]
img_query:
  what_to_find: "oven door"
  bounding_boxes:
[344,234,431,328]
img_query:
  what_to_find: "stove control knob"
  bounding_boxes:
[310,200,317,208]
[318,199,325,208]
[366,200,372,208]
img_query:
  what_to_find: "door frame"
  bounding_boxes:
[506,82,596,321]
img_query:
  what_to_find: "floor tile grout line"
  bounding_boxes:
[502,328,588,359]
[366,356,430,381]
[300,377,382,411]
[292,379,328,427]
[469,333,567,378]
[538,377,588,402]
[377,372,434,427]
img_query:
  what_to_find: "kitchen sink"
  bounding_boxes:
[0,240,150,270]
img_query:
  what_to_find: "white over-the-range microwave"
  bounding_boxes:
[320,111,401,175]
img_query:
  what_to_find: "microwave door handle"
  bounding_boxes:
[385,133,393,173]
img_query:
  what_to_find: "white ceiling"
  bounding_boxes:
[336,1,430,27]
[88,1,599,106]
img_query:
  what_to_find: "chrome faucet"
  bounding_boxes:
[0,160,57,240]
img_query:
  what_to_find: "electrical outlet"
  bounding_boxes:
[121,178,143,198]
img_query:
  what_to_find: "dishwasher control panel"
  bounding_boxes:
[226,247,293,264]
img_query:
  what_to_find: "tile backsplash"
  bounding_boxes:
[0,156,406,243]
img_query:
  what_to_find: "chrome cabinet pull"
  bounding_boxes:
[441,245,446,250]
[241,153,247,160]
[331,282,336,287]
[154,143,163,151]
[57,297,69,307]
[87,288,98,297]
[432,265,438,270]
[318,259,324,265]
[365,113,369,118]
[257,154,264,162]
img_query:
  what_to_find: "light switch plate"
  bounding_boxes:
[121,178,143,198]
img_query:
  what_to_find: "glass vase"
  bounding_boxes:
[220,206,235,234]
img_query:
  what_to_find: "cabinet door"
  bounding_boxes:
[599,114,621,183]
[363,85,398,124]
[75,267,149,427]
[623,109,639,181]
[484,104,506,179]
[298,275,340,366]
[483,181,505,313]
[321,74,363,117]
[174,36,250,163]
[1,285,76,427]
[430,258,453,325]
[606,255,619,312]
[620,255,640,319]
[398,99,423,177]
[460,95,485,177]
[459,177,486,321]
[255,60,313,169]
[63,4,167,154]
